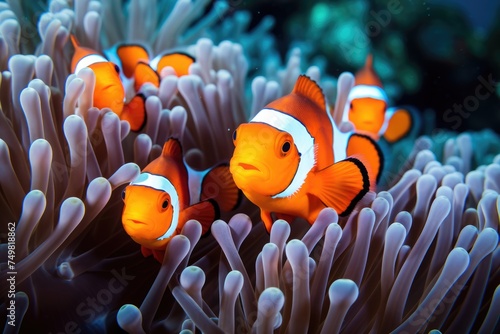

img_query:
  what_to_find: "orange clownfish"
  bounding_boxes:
[106,44,195,93]
[70,36,147,131]
[122,138,241,262]
[230,75,380,232]
[343,54,413,143]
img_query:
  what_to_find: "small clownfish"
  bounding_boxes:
[343,54,413,143]
[230,75,381,232]
[106,44,195,93]
[122,138,241,263]
[70,36,147,131]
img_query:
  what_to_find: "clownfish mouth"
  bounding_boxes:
[238,162,259,171]
[125,219,147,226]
[131,219,146,225]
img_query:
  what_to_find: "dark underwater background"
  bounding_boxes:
[14,0,500,135]
[235,0,500,134]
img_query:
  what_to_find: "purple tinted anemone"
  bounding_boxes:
[1,1,499,333]
[114,146,498,333]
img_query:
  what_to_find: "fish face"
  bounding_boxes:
[121,185,174,248]
[349,98,386,135]
[89,62,125,115]
[230,123,300,196]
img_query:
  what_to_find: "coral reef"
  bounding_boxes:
[0,0,498,333]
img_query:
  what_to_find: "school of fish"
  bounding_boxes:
[68,38,413,258]
[70,36,194,131]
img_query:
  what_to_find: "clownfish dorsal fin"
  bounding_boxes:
[292,75,326,111]
[355,54,383,87]
[70,35,79,48]
[162,138,184,161]
[364,53,373,69]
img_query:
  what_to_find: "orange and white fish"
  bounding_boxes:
[343,54,413,143]
[106,43,195,93]
[230,75,380,232]
[122,138,240,263]
[70,36,147,131]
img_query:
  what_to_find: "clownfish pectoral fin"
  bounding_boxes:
[134,61,160,92]
[260,210,274,233]
[347,133,384,189]
[383,108,412,143]
[121,94,147,132]
[201,163,242,212]
[116,44,150,78]
[292,75,326,111]
[180,199,220,235]
[141,245,153,258]
[274,213,296,224]
[311,158,370,216]
[154,52,195,77]
[152,249,165,263]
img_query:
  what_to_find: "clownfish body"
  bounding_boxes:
[106,44,195,93]
[70,36,147,131]
[230,75,376,232]
[122,138,240,262]
[343,54,413,143]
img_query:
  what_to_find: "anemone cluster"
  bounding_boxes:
[0,1,499,333]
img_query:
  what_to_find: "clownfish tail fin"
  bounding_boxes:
[311,158,370,216]
[116,44,150,78]
[201,163,242,212]
[121,94,147,132]
[347,133,384,189]
[154,52,195,77]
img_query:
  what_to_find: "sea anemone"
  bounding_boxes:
[114,131,500,333]
[1,1,499,334]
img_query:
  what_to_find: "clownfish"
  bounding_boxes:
[122,138,241,263]
[230,75,380,232]
[343,54,413,143]
[106,44,195,93]
[70,36,147,131]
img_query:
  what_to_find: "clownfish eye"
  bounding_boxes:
[114,64,120,73]
[281,141,291,154]
[158,193,171,212]
[350,102,354,111]
[232,130,237,142]
[276,134,294,157]
[121,189,126,201]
